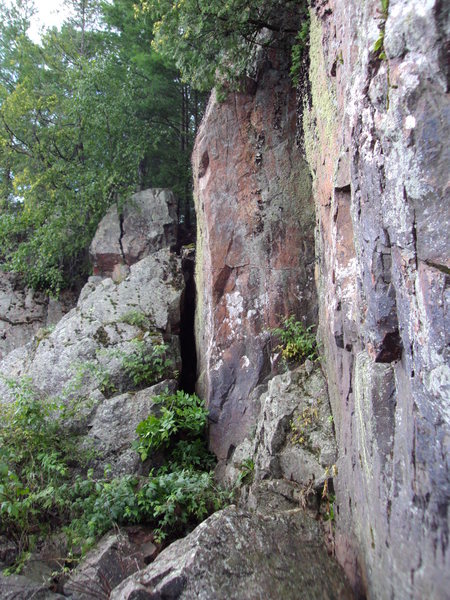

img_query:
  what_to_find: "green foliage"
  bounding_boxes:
[139,0,305,91]
[134,390,209,461]
[119,310,152,330]
[271,316,318,364]
[137,469,225,541]
[373,0,389,60]
[0,377,226,569]
[0,0,206,294]
[236,458,255,486]
[122,340,174,388]
[0,378,83,549]
[290,15,310,85]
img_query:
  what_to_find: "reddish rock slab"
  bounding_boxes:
[193,52,317,460]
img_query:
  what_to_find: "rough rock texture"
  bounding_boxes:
[0,193,184,476]
[110,506,354,600]
[87,380,177,476]
[303,1,450,597]
[90,188,178,276]
[193,47,317,460]
[64,532,146,599]
[0,271,75,360]
[222,364,336,491]
[0,572,64,599]
[0,248,182,401]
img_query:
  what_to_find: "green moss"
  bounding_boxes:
[302,12,338,177]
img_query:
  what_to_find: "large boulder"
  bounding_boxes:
[110,506,354,600]
[0,194,184,478]
[86,380,177,476]
[90,188,178,277]
[0,247,183,404]
[222,364,336,490]
[193,41,317,461]
[64,532,147,599]
[0,572,64,600]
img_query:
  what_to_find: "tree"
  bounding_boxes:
[139,0,306,90]
[0,0,205,294]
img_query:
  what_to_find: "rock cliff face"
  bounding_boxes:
[193,0,449,598]
[304,1,449,597]
[0,272,75,360]
[0,190,183,478]
[193,49,317,460]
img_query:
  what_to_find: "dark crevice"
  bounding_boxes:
[118,213,128,265]
[179,248,197,393]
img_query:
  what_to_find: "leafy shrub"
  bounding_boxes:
[134,390,210,461]
[271,316,318,364]
[122,340,174,388]
[0,378,226,572]
[0,379,81,550]
[137,469,225,541]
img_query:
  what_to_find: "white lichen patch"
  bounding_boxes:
[240,356,250,369]
[404,115,416,130]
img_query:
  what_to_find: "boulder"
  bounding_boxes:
[90,189,178,276]
[86,380,177,476]
[110,506,354,600]
[0,248,183,406]
[64,532,146,599]
[222,364,336,490]
[0,270,75,360]
[0,572,64,600]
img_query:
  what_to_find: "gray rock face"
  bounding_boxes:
[0,271,75,360]
[0,247,183,477]
[110,506,354,600]
[304,0,450,597]
[90,188,178,277]
[87,380,177,476]
[0,572,64,600]
[0,247,183,404]
[222,364,336,491]
[64,532,146,599]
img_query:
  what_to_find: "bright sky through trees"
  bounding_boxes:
[28,0,67,41]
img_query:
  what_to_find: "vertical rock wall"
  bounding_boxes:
[193,52,317,460]
[304,0,449,597]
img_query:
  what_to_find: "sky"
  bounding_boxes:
[28,0,69,43]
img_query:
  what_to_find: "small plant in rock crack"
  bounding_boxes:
[374,0,389,59]
[236,458,255,486]
[119,310,152,330]
[122,339,174,388]
[290,402,321,448]
[271,316,318,366]
[290,14,310,86]
[321,466,338,525]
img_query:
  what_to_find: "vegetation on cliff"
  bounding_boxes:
[0,376,225,572]
[0,0,205,294]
